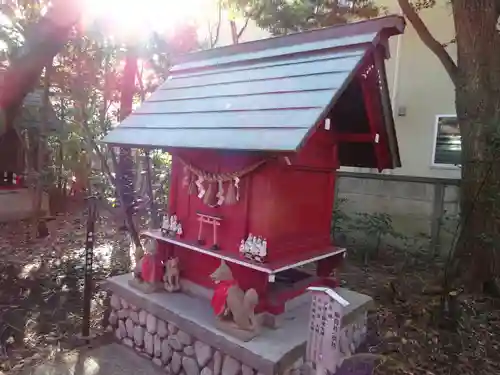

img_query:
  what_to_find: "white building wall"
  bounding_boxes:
[207,1,459,179]
[378,0,459,179]
[193,3,460,247]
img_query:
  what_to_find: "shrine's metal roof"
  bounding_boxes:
[103,16,404,152]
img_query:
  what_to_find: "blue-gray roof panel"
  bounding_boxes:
[134,90,335,115]
[171,49,364,79]
[165,54,361,89]
[104,47,362,149]
[117,108,324,129]
[103,16,405,151]
[105,127,307,151]
[170,32,377,73]
[148,74,345,101]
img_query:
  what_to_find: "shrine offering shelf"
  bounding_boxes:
[143,229,346,276]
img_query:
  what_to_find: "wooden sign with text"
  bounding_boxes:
[306,286,350,374]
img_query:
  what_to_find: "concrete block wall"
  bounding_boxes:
[335,172,460,255]
[0,189,49,222]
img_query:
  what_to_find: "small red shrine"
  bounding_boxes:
[104,16,404,338]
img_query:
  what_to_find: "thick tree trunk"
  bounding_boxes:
[0,0,81,136]
[452,0,500,291]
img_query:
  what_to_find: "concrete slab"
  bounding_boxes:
[104,273,374,375]
[21,343,163,375]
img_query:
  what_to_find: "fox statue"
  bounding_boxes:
[210,261,259,336]
[129,238,164,293]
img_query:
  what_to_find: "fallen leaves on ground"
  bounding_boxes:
[0,209,132,373]
[341,249,500,375]
[0,210,499,375]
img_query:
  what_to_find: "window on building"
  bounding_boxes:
[433,115,461,167]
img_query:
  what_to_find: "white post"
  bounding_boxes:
[307,287,350,375]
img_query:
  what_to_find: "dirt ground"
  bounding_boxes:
[342,251,500,375]
[0,209,131,373]
[0,210,499,374]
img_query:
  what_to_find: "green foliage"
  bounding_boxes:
[398,231,431,267]
[0,0,51,64]
[332,197,351,234]
[332,198,437,264]
[149,149,172,213]
[0,0,198,220]
[226,0,383,36]
[0,3,26,62]
[411,0,436,11]
[350,211,399,239]
[332,199,401,256]
[348,212,400,263]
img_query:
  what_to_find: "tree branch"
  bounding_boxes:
[397,0,459,86]
[210,0,222,48]
[237,6,265,42]
[99,51,110,133]
[237,16,251,40]
[79,121,116,187]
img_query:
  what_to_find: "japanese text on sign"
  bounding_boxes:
[306,287,350,373]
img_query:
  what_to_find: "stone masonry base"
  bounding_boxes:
[105,274,372,375]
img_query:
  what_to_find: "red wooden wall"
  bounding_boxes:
[160,59,394,306]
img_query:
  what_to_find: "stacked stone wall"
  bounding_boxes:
[108,293,368,375]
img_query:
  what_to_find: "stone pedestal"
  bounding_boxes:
[103,274,373,375]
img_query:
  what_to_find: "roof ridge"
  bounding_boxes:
[172,15,404,67]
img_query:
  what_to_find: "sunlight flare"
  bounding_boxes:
[83,0,212,39]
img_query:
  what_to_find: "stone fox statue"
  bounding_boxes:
[210,261,259,332]
[129,238,164,293]
[164,257,181,292]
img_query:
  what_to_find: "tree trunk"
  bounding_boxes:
[144,150,159,227]
[0,0,81,137]
[30,63,53,239]
[452,0,500,291]
[118,49,137,213]
[118,48,143,261]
